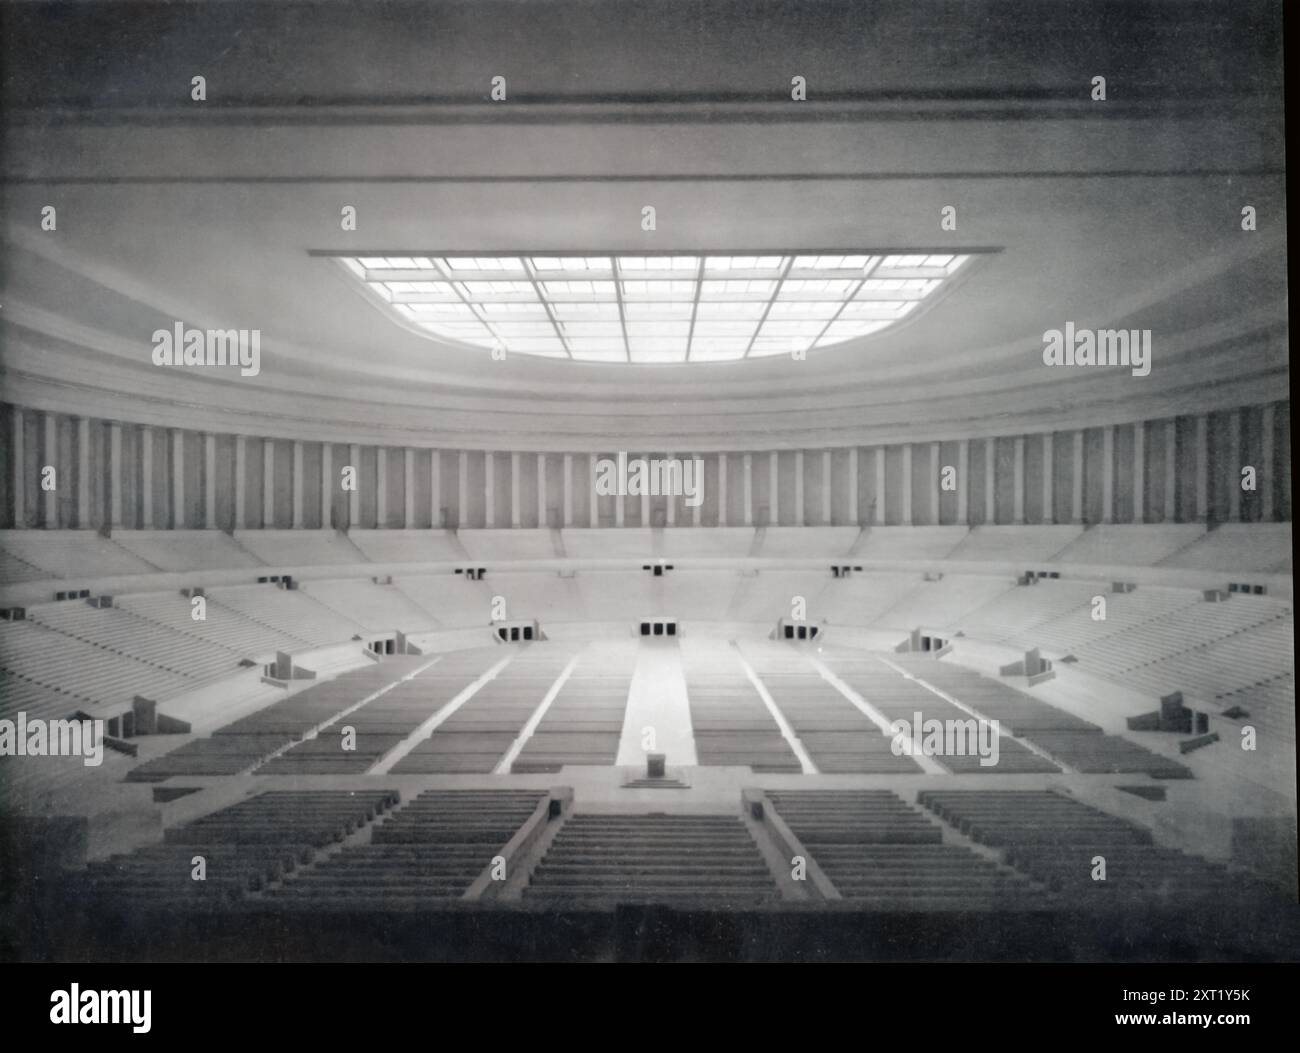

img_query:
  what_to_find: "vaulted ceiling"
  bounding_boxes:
[0,0,1286,449]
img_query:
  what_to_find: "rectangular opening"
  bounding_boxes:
[523,626,534,640]
[784,625,794,639]
[653,622,663,636]
[666,623,677,636]
[640,621,650,636]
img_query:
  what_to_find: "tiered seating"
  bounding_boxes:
[87,843,314,907]
[726,570,826,622]
[892,659,1189,777]
[394,649,567,774]
[1217,673,1295,744]
[850,526,968,562]
[918,790,1276,905]
[511,647,631,772]
[950,580,1099,641]
[870,574,1014,631]
[111,530,263,571]
[1022,586,1199,656]
[459,529,557,560]
[826,657,1058,773]
[524,813,779,908]
[265,790,542,908]
[768,790,1042,909]
[87,790,398,907]
[0,668,80,721]
[0,618,192,710]
[489,572,593,621]
[232,529,366,566]
[744,647,919,773]
[660,527,757,558]
[818,572,925,624]
[116,591,305,657]
[257,654,446,774]
[0,546,49,584]
[757,527,859,558]
[1158,523,1292,573]
[1071,597,1289,694]
[1051,524,1207,567]
[561,528,659,559]
[299,578,437,631]
[572,570,654,621]
[682,645,801,772]
[209,585,363,647]
[26,601,242,683]
[660,570,743,622]
[0,530,159,578]
[346,529,468,563]
[945,525,1082,563]
[128,661,418,780]
[393,573,489,626]
[164,789,398,846]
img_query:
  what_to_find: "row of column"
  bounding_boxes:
[6,407,1282,529]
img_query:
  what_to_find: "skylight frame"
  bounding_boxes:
[329,251,980,362]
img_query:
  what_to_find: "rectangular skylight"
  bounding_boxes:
[335,252,972,361]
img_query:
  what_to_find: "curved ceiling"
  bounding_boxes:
[0,0,1286,449]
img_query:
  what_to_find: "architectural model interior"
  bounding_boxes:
[0,0,1293,963]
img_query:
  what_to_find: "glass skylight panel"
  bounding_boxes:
[339,252,969,361]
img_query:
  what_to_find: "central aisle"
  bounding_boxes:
[616,638,699,767]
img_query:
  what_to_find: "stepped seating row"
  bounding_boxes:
[112,530,263,571]
[768,790,1044,909]
[1158,523,1292,572]
[127,660,421,781]
[300,578,439,632]
[870,574,1015,631]
[266,790,544,907]
[85,790,398,908]
[1217,673,1295,744]
[163,789,399,847]
[827,662,1059,774]
[1020,586,1197,656]
[257,657,484,775]
[743,646,920,774]
[117,591,306,658]
[683,646,800,772]
[890,658,1190,776]
[918,790,1278,904]
[232,529,366,566]
[0,531,159,579]
[816,571,925,624]
[26,601,243,683]
[86,843,316,907]
[0,619,192,712]
[392,574,488,626]
[206,585,363,647]
[393,649,570,774]
[0,668,81,721]
[524,813,779,909]
[1071,597,1285,674]
[511,647,632,773]
[1,525,1287,585]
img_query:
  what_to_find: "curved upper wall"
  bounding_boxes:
[0,0,1286,449]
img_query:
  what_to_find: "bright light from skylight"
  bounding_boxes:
[337,253,970,362]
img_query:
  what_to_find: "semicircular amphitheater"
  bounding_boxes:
[0,0,1293,962]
